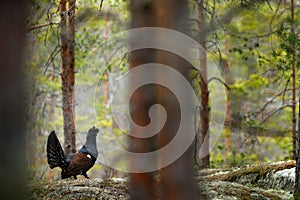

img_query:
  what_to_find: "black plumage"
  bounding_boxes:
[46,126,99,179]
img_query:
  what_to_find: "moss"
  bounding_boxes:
[26,161,295,200]
[294,192,300,200]
[26,178,129,200]
[205,181,291,200]
[203,160,295,184]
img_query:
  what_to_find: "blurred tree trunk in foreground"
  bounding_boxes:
[129,1,157,199]
[0,1,26,199]
[129,0,199,199]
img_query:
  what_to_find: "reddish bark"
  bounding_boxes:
[155,1,198,199]
[129,1,158,199]
[61,0,76,154]
[129,0,199,199]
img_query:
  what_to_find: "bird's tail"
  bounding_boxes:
[46,131,68,170]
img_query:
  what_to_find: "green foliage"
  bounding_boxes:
[26,0,300,179]
[295,192,300,200]
[272,18,300,71]
[25,0,129,180]
[207,1,300,169]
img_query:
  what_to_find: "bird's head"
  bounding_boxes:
[88,126,99,136]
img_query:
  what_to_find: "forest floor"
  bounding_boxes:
[26,160,296,200]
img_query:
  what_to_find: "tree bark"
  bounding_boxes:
[295,92,300,199]
[129,0,199,199]
[61,0,76,154]
[198,0,210,169]
[129,1,158,199]
[291,0,300,197]
[154,1,199,199]
[290,0,296,161]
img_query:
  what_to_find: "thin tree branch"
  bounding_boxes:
[191,67,230,91]
[100,0,104,11]
[259,88,292,115]
[46,69,62,76]
[260,104,292,125]
[282,76,291,106]
[189,18,200,26]
[43,46,61,74]
[191,67,208,89]
[56,103,79,109]
[26,21,60,33]
[228,29,279,40]
[208,77,231,90]
[265,0,273,10]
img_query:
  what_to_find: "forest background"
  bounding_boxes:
[23,0,300,183]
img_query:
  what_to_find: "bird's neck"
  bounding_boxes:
[83,135,98,158]
[85,135,97,146]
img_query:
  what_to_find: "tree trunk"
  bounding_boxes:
[61,0,76,154]
[224,34,232,162]
[129,1,158,199]
[198,0,210,169]
[290,0,296,161]
[154,1,199,199]
[49,71,56,181]
[295,90,300,199]
[129,0,199,199]
[0,1,26,199]
[291,0,300,197]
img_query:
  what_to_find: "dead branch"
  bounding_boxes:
[200,160,295,182]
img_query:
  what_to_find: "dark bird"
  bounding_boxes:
[46,126,99,179]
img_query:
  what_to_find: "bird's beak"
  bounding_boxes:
[91,126,99,134]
